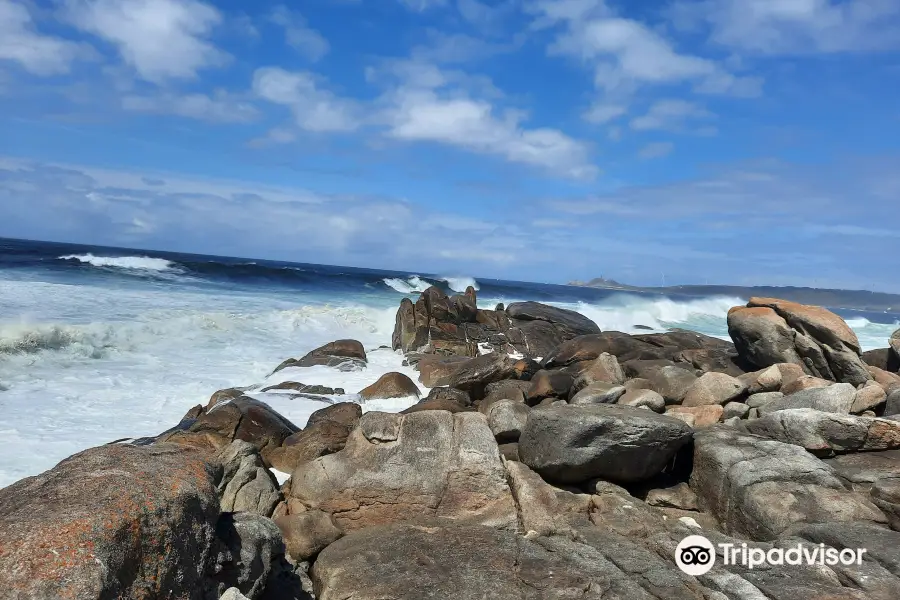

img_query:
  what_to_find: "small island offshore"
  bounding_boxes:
[1,285,899,599]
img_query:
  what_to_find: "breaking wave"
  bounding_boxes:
[59,254,178,272]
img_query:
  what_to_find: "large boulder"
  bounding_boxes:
[570,352,625,392]
[757,383,856,416]
[518,404,693,484]
[267,403,361,473]
[505,301,600,337]
[274,339,368,372]
[742,409,900,457]
[274,510,343,562]
[311,522,703,600]
[727,298,870,385]
[892,328,900,363]
[524,369,574,404]
[447,352,521,400]
[415,354,469,386]
[0,444,220,599]
[681,372,747,407]
[358,372,420,400]
[287,411,517,532]
[691,427,887,540]
[167,396,299,465]
[392,287,481,356]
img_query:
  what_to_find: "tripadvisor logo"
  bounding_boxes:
[675,534,868,576]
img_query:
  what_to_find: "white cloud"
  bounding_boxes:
[638,141,674,159]
[398,0,448,11]
[378,63,597,179]
[671,0,900,55]
[63,0,227,83]
[269,5,329,61]
[630,99,714,132]
[121,90,259,123]
[584,102,627,124]
[252,67,360,132]
[0,0,91,75]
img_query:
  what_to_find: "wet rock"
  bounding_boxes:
[415,354,468,386]
[506,301,600,337]
[758,383,856,416]
[267,403,360,473]
[691,427,887,540]
[569,381,627,405]
[0,444,220,599]
[275,340,368,372]
[260,382,344,395]
[742,409,900,457]
[617,388,666,412]
[288,411,517,532]
[274,510,343,562]
[358,372,420,401]
[728,298,870,385]
[519,404,693,484]
[447,352,520,400]
[524,369,574,404]
[682,372,748,407]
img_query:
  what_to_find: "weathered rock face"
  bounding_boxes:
[274,510,343,562]
[288,411,517,532]
[681,372,747,407]
[728,298,871,385]
[892,328,900,363]
[757,383,856,416]
[743,409,900,457]
[0,443,220,599]
[215,440,281,516]
[165,396,299,465]
[402,387,472,414]
[525,369,574,404]
[268,403,361,473]
[617,388,665,412]
[542,330,742,374]
[358,372,420,400]
[487,399,530,442]
[569,381,627,405]
[391,287,600,359]
[667,405,724,428]
[691,427,887,540]
[447,352,521,400]
[571,352,625,392]
[519,404,693,484]
[209,512,285,599]
[311,522,702,600]
[274,339,368,372]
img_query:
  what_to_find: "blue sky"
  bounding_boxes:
[1,0,899,290]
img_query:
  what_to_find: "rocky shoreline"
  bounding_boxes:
[2,286,900,599]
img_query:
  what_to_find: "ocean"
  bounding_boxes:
[1,236,898,488]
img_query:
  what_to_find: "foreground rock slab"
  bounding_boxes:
[288,410,517,531]
[691,427,887,540]
[312,522,705,600]
[519,404,693,484]
[0,443,220,600]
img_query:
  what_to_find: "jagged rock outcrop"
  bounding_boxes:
[214,440,281,516]
[267,403,361,474]
[391,286,600,359]
[728,297,871,385]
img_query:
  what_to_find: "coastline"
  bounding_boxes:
[2,286,900,599]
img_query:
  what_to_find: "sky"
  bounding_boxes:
[1,0,899,290]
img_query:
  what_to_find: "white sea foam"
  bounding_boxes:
[382,276,432,294]
[440,276,479,293]
[1,276,896,488]
[59,253,177,272]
